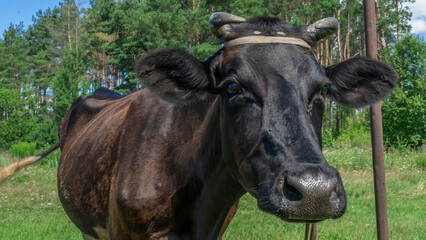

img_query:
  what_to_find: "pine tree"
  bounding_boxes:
[49,0,89,127]
[0,23,30,90]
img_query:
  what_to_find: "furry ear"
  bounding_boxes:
[325,57,398,108]
[135,49,212,101]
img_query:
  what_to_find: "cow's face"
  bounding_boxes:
[215,43,348,221]
[136,14,397,222]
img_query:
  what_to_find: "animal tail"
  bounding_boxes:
[0,142,60,184]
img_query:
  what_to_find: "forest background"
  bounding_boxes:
[0,0,424,153]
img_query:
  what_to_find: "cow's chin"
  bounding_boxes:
[283,218,324,223]
[257,197,332,223]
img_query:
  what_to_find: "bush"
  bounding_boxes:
[335,123,371,148]
[381,34,426,149]
[322,129,334,147]
[28,117,58,149]
[8,142,37,158]
[0,88,33,149]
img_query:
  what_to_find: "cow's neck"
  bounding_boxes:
[185,96,245,239]
[195,160,244,239]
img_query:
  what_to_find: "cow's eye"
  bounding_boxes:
[321,85,329,96]
[227,82,242,95]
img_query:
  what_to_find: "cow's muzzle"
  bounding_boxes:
[257,165,346,222]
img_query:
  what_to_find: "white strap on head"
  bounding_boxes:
[224,36,311,49]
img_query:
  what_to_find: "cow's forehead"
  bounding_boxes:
[220,44,325,91]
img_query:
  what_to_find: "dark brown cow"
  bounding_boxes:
[57,13,397,239]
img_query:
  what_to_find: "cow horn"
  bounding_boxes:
[306,17,339,43]
[209,12,246,41]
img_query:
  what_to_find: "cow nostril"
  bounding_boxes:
[330,189,340,207]
[283,182,302,202]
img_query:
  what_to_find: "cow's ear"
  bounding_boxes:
[325,57,398,108]
[136,49,213,101]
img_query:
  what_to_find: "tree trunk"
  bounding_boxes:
[396,0,401,41]
[336,104,340,134]
[329,99,333,134]
[67,4,72,50]
[328,37,334,65]
[376,0,387,50]
[75,0,80,71]
[345,13,350,60]
[113,68,119,88]
[192,0,200,46]
[102,67,106,88]
[337,9,343,62]
[316,45,320,61]
[325,38,329,66]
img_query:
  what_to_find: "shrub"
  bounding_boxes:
[28,117,58,149]
[381,34,425,149]
[322,129,334,147]
[8,142,37,158]
[336,123,371,148]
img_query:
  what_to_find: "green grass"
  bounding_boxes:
[0,164,81,240]
[0,148,424,239]
[0,152,16,167]
[324,145,426,171]
[8,142,37,159]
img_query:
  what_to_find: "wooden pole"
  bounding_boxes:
[363,1,390,239]
[304,224,310,240]
[309,223,318,240]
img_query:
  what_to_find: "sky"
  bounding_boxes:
[409,0,426,37]
[0,0,62,35]
[0,0,425,39]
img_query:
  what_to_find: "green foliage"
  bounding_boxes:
[329,110,372,149]
[28,117,58,149]
[229,0,269,18]
[381,34,425,149]
[336,123,371,149]
[322,129,334,148]
[8,142,37,158]
[0,88,33,149]
[376,0,414,43]
[0,9,59,150]
[0,23,30,89]
[52,48,82,127]
[192,42,221,61]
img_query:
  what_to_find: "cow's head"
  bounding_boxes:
[136,13,397,222]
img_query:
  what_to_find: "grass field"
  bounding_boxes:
[0,147,424,239]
